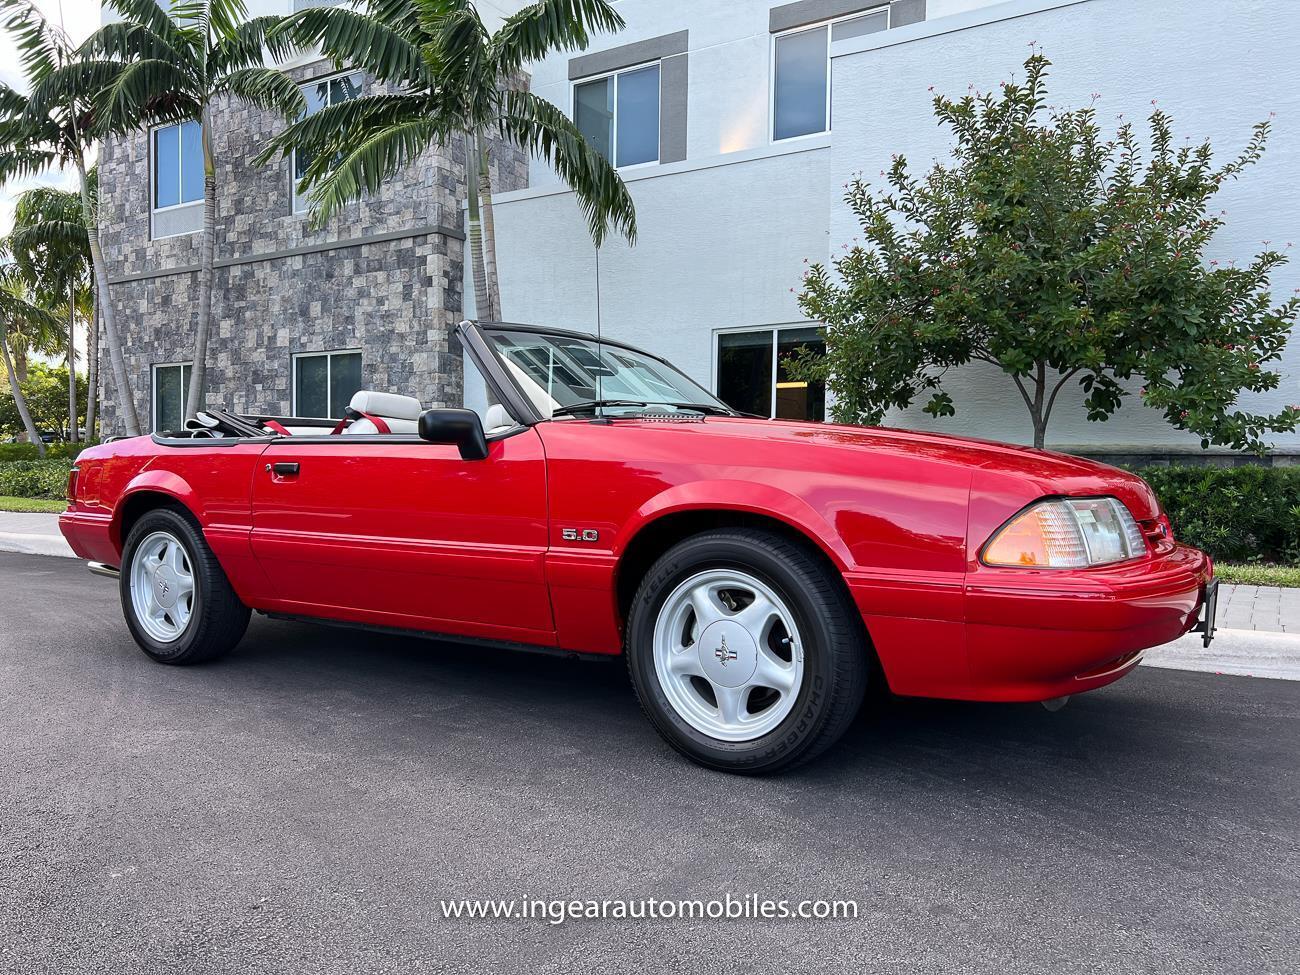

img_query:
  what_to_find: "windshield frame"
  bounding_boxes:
[473,321,735,423]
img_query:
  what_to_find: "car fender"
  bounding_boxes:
[617,479,854,571]
[111,469,204,547]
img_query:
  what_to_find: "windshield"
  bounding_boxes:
[485,328,732,419]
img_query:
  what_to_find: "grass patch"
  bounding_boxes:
[0,495,66,513]
[1217,563,1300,588]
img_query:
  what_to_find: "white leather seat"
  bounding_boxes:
[484,403,515,434]
[343,390,423,435]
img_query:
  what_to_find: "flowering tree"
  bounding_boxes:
[793,53,1299,451]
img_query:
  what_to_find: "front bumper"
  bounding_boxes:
[960,543,1213,701]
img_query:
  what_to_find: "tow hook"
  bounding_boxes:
[1041,696,1070,712]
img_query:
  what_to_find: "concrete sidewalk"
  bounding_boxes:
[1217,582,1300,633]
[0,511,73,558]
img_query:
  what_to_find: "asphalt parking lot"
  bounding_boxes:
[2,550,1297,975]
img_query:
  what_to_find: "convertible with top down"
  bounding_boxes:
[59,321,1217,772]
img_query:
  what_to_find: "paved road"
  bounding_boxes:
[2,552,1297,975]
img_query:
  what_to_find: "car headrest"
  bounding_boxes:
[484,404,513,431]
[348,390,423,421]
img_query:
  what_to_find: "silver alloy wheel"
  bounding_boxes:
[652,568,805,742]
[129,530,196,644]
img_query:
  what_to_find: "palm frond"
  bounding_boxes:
[419,2,489,85]
[0,145,59,183]
[8,219,88,257]
[498,89,635,245]
[217,67,305,120]
[491,0,623,77]
[23,59,148,139]
[76,20,186,67]
[94,59,199,130]
[0,259,66,342]
[215,15,296,73]
[273,7,428,84]
[300,117,446,227]
[207,0,252,41]
[0,0,73,85]
[101,0,185,48]
[359,0,433,39]
[254,91,437,166]
[0,83,30,118]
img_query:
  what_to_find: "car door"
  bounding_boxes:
[247,359,554,646]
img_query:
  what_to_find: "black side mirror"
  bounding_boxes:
[418,408,489,460]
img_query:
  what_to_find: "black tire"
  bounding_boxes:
[119,506,250,664]
[625,528,869,774]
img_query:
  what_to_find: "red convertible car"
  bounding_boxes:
[60,321,1217,772]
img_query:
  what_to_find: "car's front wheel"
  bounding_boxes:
[625,529,868,773]
[120,506,250,664]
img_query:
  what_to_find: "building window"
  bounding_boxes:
[772,8,887,141]
[716,327,826,421]
[292,71,364,213]
[574,62,661,168]
[293,350,363,418]
[152,362,193,433]
[152,120,203,210]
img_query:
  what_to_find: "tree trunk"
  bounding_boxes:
[476,135,503,321]
[466,133,492,322]
[0,325,45,457]
[86,298,99,440]
[14,347,27,385]
[186,108,217,421]
[67,285,79,442]
[1031,361,1048,449]
[78,156,140,437]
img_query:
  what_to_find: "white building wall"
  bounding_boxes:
[473,139,830,390]
[481,0,1300,451]
[830,0,1300,448]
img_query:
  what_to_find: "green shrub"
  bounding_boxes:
[0,459,75,499]
[1135,465,1300,565]
[0,441,99,461]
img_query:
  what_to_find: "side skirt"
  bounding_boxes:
[258,611,617,663]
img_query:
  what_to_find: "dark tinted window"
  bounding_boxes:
[773,26,827,140]
[717,331,773,416]
[775,327,825,421]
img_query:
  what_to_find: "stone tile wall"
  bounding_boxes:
[97,59,529,433]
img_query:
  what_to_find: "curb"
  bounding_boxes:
[1142,629,1300,681]
[0,532,74,559]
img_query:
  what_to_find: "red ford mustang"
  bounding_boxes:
[61,321,1217,772]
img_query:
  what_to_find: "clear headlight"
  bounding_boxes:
[983,497,1148,568]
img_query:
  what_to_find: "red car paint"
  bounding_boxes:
[59,408,1212,703]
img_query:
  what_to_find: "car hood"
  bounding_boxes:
[690,417,1162,519]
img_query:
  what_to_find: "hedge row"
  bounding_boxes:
[1135,465,1300,566]
[0,456,1294,565]
[0,441,98,461]
[0,458,75,500]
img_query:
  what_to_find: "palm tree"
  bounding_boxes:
[260,0,637,322]
[78,0,305,420]
[10,183,92,442]
[0,0,141,435]
[0,249,64,456]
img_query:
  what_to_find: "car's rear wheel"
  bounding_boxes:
[120,507,250,664]
[626,528,868,773]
